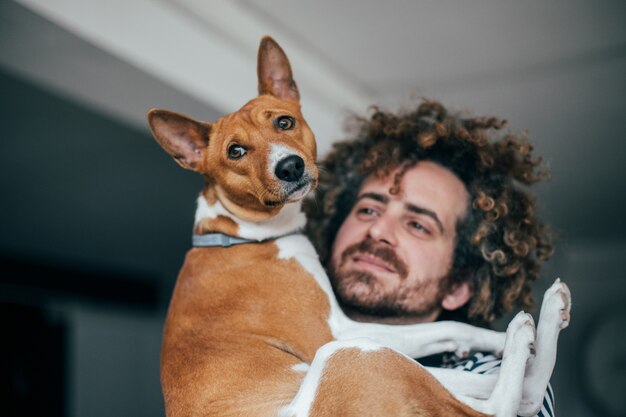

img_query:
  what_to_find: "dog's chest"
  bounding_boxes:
[179,235,335,359]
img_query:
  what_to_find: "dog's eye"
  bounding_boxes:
[228,144,247,160]
[275,115,295,131]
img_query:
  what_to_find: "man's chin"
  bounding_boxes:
[331,267,401,314]
[334,275,394,313]
[338,289,406,319]
[340,283,386,308]
[332,271,443,321]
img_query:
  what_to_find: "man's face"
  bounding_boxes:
[330,161,470,323]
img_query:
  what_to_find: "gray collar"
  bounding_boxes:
[192,231,301,247]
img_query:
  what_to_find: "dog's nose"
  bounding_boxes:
[275,155,305,182]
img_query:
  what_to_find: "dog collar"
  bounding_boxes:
[192,231,301,247]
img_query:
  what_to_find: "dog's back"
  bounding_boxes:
[161,241,333,416]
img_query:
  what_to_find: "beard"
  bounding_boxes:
[330,239,449,320]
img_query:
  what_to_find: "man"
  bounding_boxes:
[305,100,556,416]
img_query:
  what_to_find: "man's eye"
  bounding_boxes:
[275,115,295,130]
[356,207,378,217]
[408,221,430,234]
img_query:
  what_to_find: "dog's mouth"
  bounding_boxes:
[263,179,312,208]
[289,181,307,194]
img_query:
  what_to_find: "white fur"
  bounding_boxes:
[268,143,300,175]
[420,313,537,416]
[424,280,570,416]
[426,367,497,400]
[291,362,310,373]
[194,195,306,241]
[519,279,570,416]
[268,143,314,201]
[484,312,537,416]
[192,143,311,241]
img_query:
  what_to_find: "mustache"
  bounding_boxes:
[340,239,409,279]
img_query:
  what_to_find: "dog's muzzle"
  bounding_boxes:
[264,154,315,207]
[275,155,305,183]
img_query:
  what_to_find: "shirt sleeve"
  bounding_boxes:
[450,352,555,417]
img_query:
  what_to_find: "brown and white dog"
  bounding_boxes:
[148,37,570,417]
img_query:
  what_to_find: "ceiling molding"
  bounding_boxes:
[16,0,375,153]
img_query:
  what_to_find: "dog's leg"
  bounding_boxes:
[517,279,570,416]
[335,319,506,359]
[483,311,537,416]
[427,281,570,417]
[425,367,497,400]
[417,312,536,416]
[280,339,490,417]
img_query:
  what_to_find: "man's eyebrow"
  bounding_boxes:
[357,192,445,233]
[356,192,389,204]
[406,203,444,233]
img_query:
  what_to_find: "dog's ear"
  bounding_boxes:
[257,36,300,102]
[147,109,211,172]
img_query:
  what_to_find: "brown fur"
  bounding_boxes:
[310,348,487,417]
[150,37,493,417]
[194,215,239,236]
[161,244,333,416]
[202,95,317,223]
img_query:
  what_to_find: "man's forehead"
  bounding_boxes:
[359,176,425,206]
[358,162,469,220]
[359,177,399,198]
[358,166,420,199]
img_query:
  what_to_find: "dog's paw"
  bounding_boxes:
[454,344,471,359]
[540,278,571,330]
[506,311,537,357]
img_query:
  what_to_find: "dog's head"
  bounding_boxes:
[148,37,317,222]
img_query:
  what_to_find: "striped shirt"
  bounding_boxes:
[418,352,555,417]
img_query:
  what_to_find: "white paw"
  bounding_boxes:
[478,331,507,358]
[507,311,537,356]
[540,278,571,330]
[454,345,470,358]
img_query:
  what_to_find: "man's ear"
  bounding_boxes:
[441,281,472,311]
[147,109,211,172]
[257,36,300,102]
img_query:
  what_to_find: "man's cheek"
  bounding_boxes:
[335,218,361,248]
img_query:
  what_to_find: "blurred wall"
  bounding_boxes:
[1,2,625,416]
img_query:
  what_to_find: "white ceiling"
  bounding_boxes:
[241,0,626,97]
[11,1,626,142]
[2,0,626,261]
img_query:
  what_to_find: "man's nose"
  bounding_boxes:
[367,213,397,246]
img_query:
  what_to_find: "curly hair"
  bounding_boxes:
[304,99,554,327]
